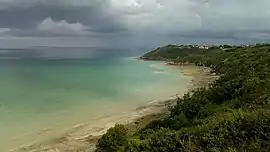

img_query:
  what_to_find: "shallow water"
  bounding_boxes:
[0,56,191,151]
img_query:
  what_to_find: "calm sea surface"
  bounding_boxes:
[0,48,191,151]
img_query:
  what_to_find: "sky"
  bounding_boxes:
[0,0,270,48]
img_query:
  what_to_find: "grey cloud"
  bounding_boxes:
[36,17,89,36]
[0,0,269,45]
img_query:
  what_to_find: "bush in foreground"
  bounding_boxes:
[96,124,128,152]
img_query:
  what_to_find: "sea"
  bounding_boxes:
[0,47,192,151]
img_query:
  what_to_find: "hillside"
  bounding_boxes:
[96,44,270,152]
[140,45,222,62]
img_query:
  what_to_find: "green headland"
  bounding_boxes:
[96,43,270,152]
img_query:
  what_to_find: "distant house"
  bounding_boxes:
[199,46,209,49]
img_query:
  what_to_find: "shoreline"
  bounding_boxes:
[14,64,217,152]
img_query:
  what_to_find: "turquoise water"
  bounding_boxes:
[0,56,191,151]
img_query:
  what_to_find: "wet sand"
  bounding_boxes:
[13,65,217,152]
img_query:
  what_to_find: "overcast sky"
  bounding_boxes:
[0,0,269,48]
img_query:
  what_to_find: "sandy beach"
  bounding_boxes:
[13,65,218,152]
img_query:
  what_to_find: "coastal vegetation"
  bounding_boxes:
[96,44,270,152]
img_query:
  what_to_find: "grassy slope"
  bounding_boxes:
[96,44,270,152]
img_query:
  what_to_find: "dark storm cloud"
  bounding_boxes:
[0,0,127,35]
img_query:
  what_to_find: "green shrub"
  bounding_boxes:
[141,128,184,152]
[185,109,270,151]
[96,124,128,152]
